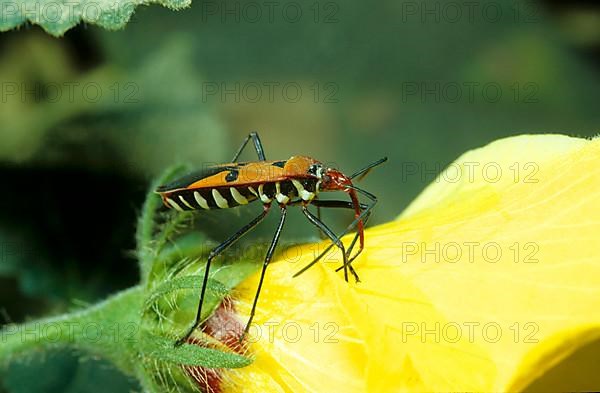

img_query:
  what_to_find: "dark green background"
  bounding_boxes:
[1,0,599,391]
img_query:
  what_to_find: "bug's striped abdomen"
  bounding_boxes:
[256,179,319,204]
[162,186,259,211]
[161,178,319,211]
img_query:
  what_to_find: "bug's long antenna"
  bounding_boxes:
[349,157,388,181]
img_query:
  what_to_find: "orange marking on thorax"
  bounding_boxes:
[185,156,320,190]
[282,156,319,177]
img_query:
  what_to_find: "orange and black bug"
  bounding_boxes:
[156,132,386,345]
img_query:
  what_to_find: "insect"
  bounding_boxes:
[156,132,386,346]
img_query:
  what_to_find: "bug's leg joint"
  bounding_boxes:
[232,131,266,162]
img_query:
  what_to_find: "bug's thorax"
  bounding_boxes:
[232,156,325,205]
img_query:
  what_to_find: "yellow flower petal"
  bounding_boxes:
[221,134,600,392]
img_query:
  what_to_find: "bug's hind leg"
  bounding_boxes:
[231,131,266,162]
[241,206,288,341]
[175,204,271,346]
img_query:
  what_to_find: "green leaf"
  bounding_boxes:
[137,163,190,285]
[144,275,229,311]
[0,286,145,375]
[142,252,258,340]
[0,0,192,37]
[139,332,252,368]
[148,225,213,285]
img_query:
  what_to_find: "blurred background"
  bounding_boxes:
[1,0,599,391]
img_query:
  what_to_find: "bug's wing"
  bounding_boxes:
[155,164,235,192]
[186,162,290,189]
[156,161,290,192]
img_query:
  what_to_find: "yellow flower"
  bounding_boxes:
[220,134,600,392]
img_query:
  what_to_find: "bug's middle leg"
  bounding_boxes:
[314,195,327,240]
[175,204,271,346]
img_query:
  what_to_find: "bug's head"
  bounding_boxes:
[307,161,352,193]
[318,167,353,192]
[311,157,387,193]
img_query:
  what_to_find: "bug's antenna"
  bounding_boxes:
[349,157,388,181]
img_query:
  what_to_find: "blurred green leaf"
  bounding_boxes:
[0,35,228,177]
[2,350,138,393]
[0,0,191,37]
